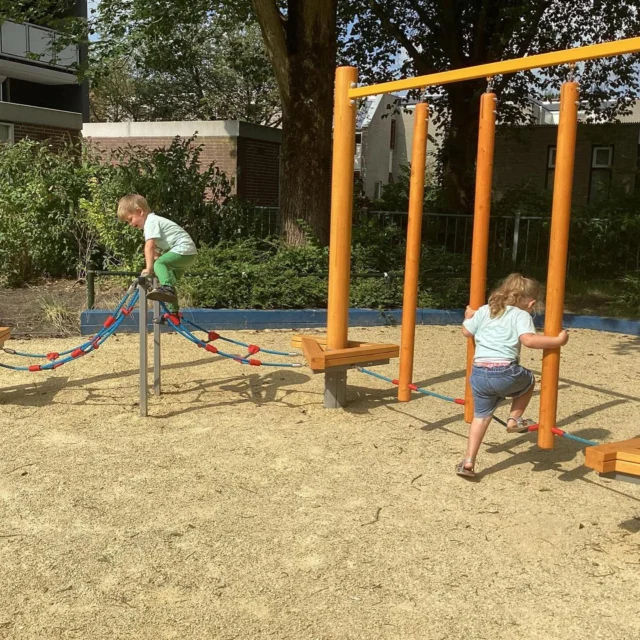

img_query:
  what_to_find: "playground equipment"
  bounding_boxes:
[313,35,640,453]
[0,277,301,417]
[585,439,640,485]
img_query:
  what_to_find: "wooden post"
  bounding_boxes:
[398,103,429,402]
[538,81,579,450]
[325,66,358,408]
[464,91,497,422]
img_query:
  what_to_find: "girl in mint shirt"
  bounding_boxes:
[457,274,569,478]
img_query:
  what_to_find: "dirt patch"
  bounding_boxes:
[0,279,128,338]
[0,326,639,639]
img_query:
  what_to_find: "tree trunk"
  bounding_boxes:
[278,39,335,245]
[441,82,484,213]
[251,0,337,245]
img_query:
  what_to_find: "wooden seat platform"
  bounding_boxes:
[292,334,399,373]
[0,327,10,348]
[585,438,640,483]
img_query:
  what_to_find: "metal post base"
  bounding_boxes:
[324,370,347,408]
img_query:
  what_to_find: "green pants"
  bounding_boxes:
[154,252,196,310]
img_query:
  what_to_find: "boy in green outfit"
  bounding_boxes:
[117,194,197,312]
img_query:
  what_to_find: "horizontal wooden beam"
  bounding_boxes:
[349,37,640,99]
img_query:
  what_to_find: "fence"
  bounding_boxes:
[360,210,640,278]
[223,206,639,278]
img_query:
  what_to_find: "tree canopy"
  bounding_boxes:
[341,0,640,210]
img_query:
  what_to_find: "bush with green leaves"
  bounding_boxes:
[0,140,89,286]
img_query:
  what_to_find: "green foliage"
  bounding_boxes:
[0,137,238,282]
[368,164,443,213]
[182,239,329,309]
[0,141,87,286]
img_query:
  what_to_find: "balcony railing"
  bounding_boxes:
[0,19,78,71]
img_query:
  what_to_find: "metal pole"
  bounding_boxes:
[153,278,161,396]
[464,90,497,423]
[86,271,95,310]
[138,276,148,417]
[325,65,358,409]
[512,210,521,267]
[398,102,429,402]
[538,81,579,450]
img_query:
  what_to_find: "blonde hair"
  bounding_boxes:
[117,194,151,221]
[488,273,541,318]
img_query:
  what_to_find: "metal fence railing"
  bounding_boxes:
[360,210,640,277]
[209,206,639,278]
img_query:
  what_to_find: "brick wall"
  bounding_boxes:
[85,135,239,195]
[493,123,640,205]
[13,122,80,149]
[237,138,280,205]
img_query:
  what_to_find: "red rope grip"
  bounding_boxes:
[247,344,260,355]
[208,331,220,341]
[71,348,84,359]
[122,306,133,316]
[205,344,218,354]
[392,379,399,385]
[248,359,261,366]
[103,315,116,329]
[28,365,42,372]
[454,398,466,405]
[46,352,59,361]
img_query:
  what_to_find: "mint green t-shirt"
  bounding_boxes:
[463,304,536,363]
[144,212,197,256]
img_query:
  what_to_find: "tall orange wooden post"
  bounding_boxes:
[398,103,429,401]
[325,66,358,408]
[538,80,579,449]
[464,90,497,422]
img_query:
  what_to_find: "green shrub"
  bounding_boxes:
[0,140,95,286]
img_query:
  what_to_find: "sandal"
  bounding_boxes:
[506,417,536,433]
[455,457,476,478]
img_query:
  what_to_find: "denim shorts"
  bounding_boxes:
[469,363,535,419]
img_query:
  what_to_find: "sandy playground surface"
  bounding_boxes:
[0,325,639,640]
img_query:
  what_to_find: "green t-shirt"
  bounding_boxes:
[144,213,197,256]
[463,304,536,363]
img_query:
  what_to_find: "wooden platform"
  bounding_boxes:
[292,335,399,373]
[585,438,640,478]
[0,327,10,348]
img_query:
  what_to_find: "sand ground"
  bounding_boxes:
[1,325,639,640]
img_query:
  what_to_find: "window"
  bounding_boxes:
[390,119,396,150]
[545,146,556,189]
[0,123,14,143]
[373,181,383,199]
[589,145,613,203]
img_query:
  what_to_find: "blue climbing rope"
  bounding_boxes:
[161,308,302,369]
[180,316,300,357]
